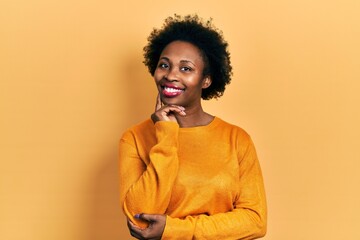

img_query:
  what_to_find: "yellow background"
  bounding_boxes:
[1,0,359,239]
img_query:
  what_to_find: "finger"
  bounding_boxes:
[128,219,145,236]
[168,104,185,111]
[127,220,144,239]
[137,213,158,222]
[136,214,166,240]
[155,93,162,111]
[161,106,186,116]
[128,219,142,230]
[129,229,143,240]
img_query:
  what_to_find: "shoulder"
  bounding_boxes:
[215,117,252,141]
[215,117,257,161]
[214,117,255,156]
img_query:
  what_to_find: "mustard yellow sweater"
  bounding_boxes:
[119,117,267,239]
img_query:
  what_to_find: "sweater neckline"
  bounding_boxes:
[179,116,220,132]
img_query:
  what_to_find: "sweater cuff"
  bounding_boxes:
[162,215,194,240]
[154,121,179,146]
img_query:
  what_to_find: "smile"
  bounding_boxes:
[164,87,183,93]
[161,86,184,97]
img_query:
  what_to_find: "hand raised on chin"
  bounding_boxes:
[151,94,186,123]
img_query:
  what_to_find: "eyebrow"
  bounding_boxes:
[159,57,196,66]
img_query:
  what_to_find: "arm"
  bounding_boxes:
[119,121,180,228]
[120,97,186,229]
[161,137,267,240]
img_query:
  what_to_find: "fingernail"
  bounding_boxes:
[134,214,140,219]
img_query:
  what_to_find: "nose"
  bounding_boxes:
[165,67,179,82]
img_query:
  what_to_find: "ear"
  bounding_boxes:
[202,76,212,89]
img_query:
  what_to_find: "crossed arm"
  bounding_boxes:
[119,122,266,239]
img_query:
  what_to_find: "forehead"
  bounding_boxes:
[160,41,204,64]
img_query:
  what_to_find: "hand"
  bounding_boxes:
[127,213,166,240]
[151,94,186,123]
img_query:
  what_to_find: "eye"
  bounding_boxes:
[158,62,169,69]
[180,66,192,72]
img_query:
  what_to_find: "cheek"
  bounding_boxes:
[153,69,163,81]
[153,71,160,82]
[187,76,205,88]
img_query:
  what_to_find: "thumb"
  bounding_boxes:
[135,213,158,222]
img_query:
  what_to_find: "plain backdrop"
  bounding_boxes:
[1,0,360,239]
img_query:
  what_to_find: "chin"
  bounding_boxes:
[161,97,184,106]
[162,98,179,105]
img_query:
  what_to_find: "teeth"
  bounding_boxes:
[164,87,183,93]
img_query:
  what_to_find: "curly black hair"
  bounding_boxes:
[143,14,232,100]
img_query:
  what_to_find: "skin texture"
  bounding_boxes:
[152,40,213,128]
[143,15,233,100]
[127,40,214,239]
[127,214,166,240]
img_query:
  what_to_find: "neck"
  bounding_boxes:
[176,105,214,128]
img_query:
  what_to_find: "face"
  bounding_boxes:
[154,40,211,108]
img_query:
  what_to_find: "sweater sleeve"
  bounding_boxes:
[119,121,180,228]
[161,136,267,239]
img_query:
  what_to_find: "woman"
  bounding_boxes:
[119,14,267,239]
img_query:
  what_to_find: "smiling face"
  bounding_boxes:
[154,41,211,108]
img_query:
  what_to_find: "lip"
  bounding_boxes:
[160,83,185,98]
[161,82,185,90]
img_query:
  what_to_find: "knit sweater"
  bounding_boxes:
[119,117,267,239]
